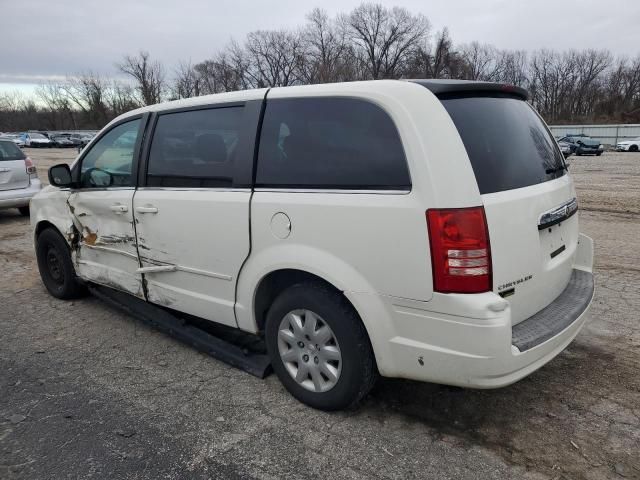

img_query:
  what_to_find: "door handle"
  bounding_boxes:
[109,203,128,214]
[135,205,158,214]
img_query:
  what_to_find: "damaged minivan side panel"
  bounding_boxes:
[62,115,147,298]
[68,189,143,297]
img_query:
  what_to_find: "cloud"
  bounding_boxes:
[3,0,639,90]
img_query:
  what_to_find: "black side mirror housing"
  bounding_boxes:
[48,163,73,188]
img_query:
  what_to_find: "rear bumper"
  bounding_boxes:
[347,233,595,388]
[0,179,43,208]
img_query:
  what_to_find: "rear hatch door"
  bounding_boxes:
[440,94,578,325]
[0,141,29,191]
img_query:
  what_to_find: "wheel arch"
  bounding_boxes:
[234,242,397,374]
[235,244,379,335]
[252,268,346,333]
[34,219,75,249]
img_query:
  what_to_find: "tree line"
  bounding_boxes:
[2,3,639,132]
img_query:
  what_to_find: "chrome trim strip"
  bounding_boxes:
[73,187,136,192]
[538,197,578,230]
[81,243,139,259]
[176,265,232,281]
[137,260,233,281]
[253,188,410,195]
[136,187,251,192]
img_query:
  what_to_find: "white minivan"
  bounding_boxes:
[32,80,594,410]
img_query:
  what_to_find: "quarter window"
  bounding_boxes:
[79,118,141,188]
[256,98,410,190]
[146,107,244,188]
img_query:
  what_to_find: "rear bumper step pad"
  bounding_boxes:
[512,269,594,352]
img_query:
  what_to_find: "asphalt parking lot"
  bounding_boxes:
[1,148,639,479]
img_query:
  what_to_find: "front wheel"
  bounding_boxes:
[36,228,87,299]
[265,282,377,410]
[596,152,602,156]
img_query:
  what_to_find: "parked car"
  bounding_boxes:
[50,135,76,148]
[1,134,26,148]
[558,141,573,158]
[75,133,96,152]
[558,136,604,156]
[616,137,640,152]
[0,138,42,215]
[21,132,52,148]
[31,80,594,410]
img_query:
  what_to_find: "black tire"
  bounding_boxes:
[18,206,30,216]
[575,149,582,156]
[630,145,639,152]
[596,152,602,156]
[36,228,87,299]
[265,281,377,410]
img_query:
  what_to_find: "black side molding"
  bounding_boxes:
[89,284,272,378]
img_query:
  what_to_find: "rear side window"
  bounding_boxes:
[147,107,243,188]
[440,95,566,194]
[256,98,410,190]
[0,140,25,161]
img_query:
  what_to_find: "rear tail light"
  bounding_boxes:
[426,207,492,293]
[24,157,37,176]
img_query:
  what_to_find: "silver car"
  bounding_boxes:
[0,139,42,215]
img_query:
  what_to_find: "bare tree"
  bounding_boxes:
[459,42,504,81]
[117,51,165,105]
[347,3,430,79]
[243,30,305,87]
[105,81,139,117]
[300,8,352,83]
[194,46,251,94]
[36,83,76,130]
[3,3,640,130]
[172,61,202,99]
[60,73,111,127]
[496,50,528,86]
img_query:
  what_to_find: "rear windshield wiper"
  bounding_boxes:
[545,165,566,174]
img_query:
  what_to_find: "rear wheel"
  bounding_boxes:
[18,206,30,216]
[596,152,602,156]
[265,282,377,410]
[630,145,639,152]
[36,228,87,299]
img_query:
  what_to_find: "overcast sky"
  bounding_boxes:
[3,0,640,96]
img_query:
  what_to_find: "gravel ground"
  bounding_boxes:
[1,148,639,480]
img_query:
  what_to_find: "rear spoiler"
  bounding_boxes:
[409,79,529,101]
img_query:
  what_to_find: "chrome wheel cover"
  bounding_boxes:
[277,309,342,392]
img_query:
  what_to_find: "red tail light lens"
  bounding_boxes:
[24,157,37,175]
[426,207,492,293]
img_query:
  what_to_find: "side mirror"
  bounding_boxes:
[85,167,113,188]
[48,163,73,187]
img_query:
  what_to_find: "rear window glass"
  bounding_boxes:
[256,98,410,190]
[440,95,566,194]
[0,140,26,161]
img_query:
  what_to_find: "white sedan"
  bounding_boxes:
[616,137,640,152]
[1,134,26,148]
